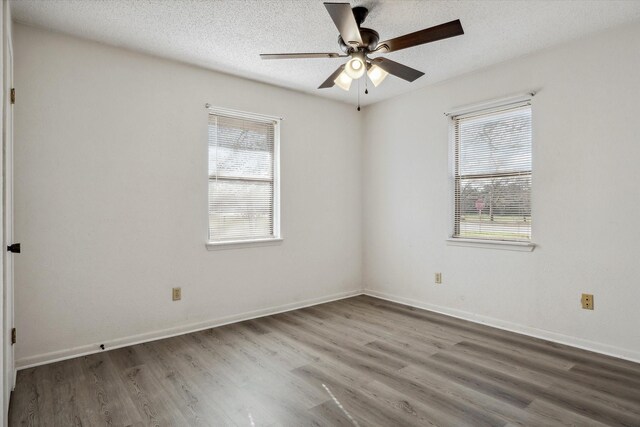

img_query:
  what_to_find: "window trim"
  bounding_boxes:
[446,238,535,252]
[206,237,283,251]
[205,105,282,249]
[447,93,536,250]
[444,92,536,118]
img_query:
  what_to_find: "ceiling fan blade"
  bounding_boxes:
[324,2,363,47]
[318,65,346,89]
[260,53,346,60]
[376,19,464,53]
[371,57,425,82]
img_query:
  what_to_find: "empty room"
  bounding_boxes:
[0,0,639,425]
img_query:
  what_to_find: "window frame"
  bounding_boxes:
[446,94,536,251]
[205,106,282,250]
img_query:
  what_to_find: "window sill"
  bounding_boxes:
[206,237,283,251]
[446,238,535,252]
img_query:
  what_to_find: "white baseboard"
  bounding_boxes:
[17,288,640,370]
[364,289,640,364]
[16,289,363,370]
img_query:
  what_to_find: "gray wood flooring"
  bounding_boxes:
[9,295,640,426]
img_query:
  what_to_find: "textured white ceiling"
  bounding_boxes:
[11,0,640,106]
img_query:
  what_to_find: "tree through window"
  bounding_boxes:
[208,110,281,243]
[453,103,532,241]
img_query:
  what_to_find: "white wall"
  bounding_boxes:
[363,21,640,361]
[13,24,362,367]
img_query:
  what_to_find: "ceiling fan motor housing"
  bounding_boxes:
[337,5,379,53]
[338,28,380,53]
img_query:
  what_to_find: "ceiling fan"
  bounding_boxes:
[260,2,464,94]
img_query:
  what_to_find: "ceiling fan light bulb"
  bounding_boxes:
[334,70,353,91]
[367,64,389,87]
[345,58,366,79]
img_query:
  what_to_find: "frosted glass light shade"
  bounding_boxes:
[334,70,353,91]
[367,64,389,87]
[345,57,366,79]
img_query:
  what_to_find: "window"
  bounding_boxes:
[452,102,532,242]
[207,108,280,245]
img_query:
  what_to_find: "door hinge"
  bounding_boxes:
[11,328,16,345]
[7,243,20,253]
[10,88,15,105]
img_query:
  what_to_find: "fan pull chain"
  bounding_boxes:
[357,78,361,111]
[365,72,369,95]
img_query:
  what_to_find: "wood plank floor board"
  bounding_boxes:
[337,298,572,362]
[364,339,441,366]
[262,315,402,376]
[199,325,334,422]
[433,345,557,389]
[427,350,640,426]
[523,399,612,427]
[415,351,536,409]
[49,359,93,427]
[156,339,255,425]
[351,298,578,368]
[10,367,51,426]
[266,315,390,374]
[397,363,553,426]
[287,310,378,347]
[307,399,364,427]
[569,362,640,389]
[449,339,640,406]
[120,363,191,426]
[446,340,577,384]
[108,345,146,371]
[187,330,316,424]
[137,340,234,426]
[357,378,466,427]
[365,365,507,426]
[363,297,640,375]
[275,313,409,372]
[243,322,321,367]
[551,380,640,418]
[79,351,142,426]
[289,336,508,426]
[293,363,431,427]
[10,295,640,426]
[223,322,316,373]
[172,340,280,427]
[323,300,461,349]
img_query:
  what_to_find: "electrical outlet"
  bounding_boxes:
[172,287,182,301]
[581,293,593,310]
[435,273,442,284]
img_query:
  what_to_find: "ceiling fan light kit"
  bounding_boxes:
[367,64,389,87]
[261,2,464,107]
[345,52,366,79]
[334,70,353,91]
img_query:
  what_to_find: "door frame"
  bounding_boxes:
[2,1,14,423]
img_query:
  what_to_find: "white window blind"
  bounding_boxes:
[208,111,280,242]
[453,103,532,242]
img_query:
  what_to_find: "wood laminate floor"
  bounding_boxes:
[9,295,640,426]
